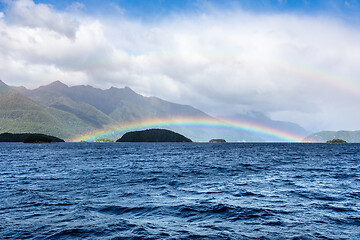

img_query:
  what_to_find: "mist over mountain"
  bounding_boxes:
[304,130,360,143]
[18,81,209,123]
[220,112,310,137]
[1,80,311,141]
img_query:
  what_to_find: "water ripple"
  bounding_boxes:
[0,142,359,239]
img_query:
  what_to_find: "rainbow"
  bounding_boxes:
[67,117,304,142]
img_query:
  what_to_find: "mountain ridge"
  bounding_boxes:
[2,80,311,142]
[18,81,213,124]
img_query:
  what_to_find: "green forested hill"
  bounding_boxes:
[0,82,95,139]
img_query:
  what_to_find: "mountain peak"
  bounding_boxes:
[123,86,136,93]
[37,81,68,92]
[48,81,68,88]
[107,86,138,96]
[108,86,134,91]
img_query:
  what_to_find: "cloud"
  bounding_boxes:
[0,0,360,131]
[4,0,79,38]
[103,12,360,116]
[67,2,85,12]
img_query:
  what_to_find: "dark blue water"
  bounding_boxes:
[0,143,359,239]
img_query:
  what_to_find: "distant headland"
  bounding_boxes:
[0,133,65,143]
[116,129,192,142]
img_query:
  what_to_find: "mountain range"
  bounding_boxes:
[0,80,311,141]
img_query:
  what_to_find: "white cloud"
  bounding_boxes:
[1,0,360,131]
[5,0,79,38]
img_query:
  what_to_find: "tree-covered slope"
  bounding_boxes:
[0,82,94,139]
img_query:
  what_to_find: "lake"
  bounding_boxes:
[0,142,359,239]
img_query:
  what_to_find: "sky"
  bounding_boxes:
[0,0,360,132]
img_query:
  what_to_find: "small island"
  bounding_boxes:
[94,138,114,142]
[326,139,347,143]
[0,133,65,143]
[116,129,192,142]
[209,139,226,143]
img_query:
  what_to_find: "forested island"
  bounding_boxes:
[116,129,192,142]
[0,133,64,143]
[326,139,347,143]
[209,139,226,143]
